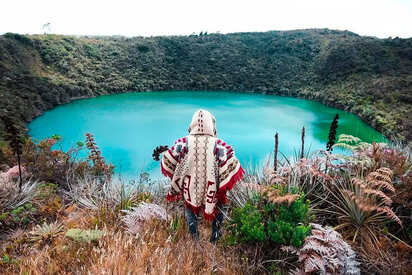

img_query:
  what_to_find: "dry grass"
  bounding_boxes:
[1,203,246,275]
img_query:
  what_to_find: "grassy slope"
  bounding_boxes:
[0,29,411,142]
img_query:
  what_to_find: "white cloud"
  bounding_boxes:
[1,0,411,38]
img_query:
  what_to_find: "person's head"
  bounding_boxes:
[188,109,217,137]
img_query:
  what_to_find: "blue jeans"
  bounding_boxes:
[185,203,224,242]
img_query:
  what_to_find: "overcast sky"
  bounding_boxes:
[1,0,411,38]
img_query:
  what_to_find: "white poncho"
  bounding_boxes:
[161,109,244,220]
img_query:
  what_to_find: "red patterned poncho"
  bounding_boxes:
[161,109,244,221]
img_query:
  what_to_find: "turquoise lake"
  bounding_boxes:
[28,91,385,178]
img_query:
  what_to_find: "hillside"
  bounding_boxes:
[0,29,411,142]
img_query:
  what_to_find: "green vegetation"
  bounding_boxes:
[226,187,311,247]
[0,29,411,143]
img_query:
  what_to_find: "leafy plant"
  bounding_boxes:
[227,186,311,246]
[324,168,401,248]
[263,185,312,246]
[333,134,371,151]
[226,202,266,244]
[20,136,88,187]
[292,223,360,275]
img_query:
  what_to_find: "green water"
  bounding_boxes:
[28,91,384,178]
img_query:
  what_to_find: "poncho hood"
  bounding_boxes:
[188,109,217,137]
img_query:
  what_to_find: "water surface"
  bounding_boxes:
[28,91,384,178]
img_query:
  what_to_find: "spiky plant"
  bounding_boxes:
[300,126,305,160]
[0,177,39,211]
[1,114,25,190]
[66,175,142,211]
[29,221,64,243]
[292,223,360,275]
[323,168,401,248]
[326,114,339,152]
[121,202,169,234]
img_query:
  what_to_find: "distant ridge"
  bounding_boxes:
[0,29,411,142]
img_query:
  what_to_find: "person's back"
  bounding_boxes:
[161,109,244,241]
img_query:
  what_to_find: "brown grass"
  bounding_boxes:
[1,205,246,275]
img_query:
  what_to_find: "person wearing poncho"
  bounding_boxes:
[161,109,244,241]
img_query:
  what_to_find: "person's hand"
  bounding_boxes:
[152,145,169,161]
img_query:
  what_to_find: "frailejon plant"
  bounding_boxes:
[29,221,64,244]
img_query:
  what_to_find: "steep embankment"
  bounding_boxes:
[0,29,411,142]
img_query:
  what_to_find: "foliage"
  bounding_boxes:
[292,223,360,275]
[65,228,105,243]
[85,132,114,181]
[227,202,266,244]
[1,30,412,144]
[121,202,169,234]
[324,168,401,248]
[227,186,311,247]
[0,178,39,231]
[18,136,88,187]
[66,176,143,211]
[29,221,64,243]
[263,186,312,247]
[333,134,371,151]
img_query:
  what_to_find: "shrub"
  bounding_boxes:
[21,136,88,187]
[227,186,311,247]
[264,186,312,247]
[227,202,266,244]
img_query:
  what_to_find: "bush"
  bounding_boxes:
[227,186,311,247]
[264,186,312,246]
[227,202,265,243]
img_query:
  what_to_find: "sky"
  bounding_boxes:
[1,0,411,38]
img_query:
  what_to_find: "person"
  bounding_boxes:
[160,109,244,242]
